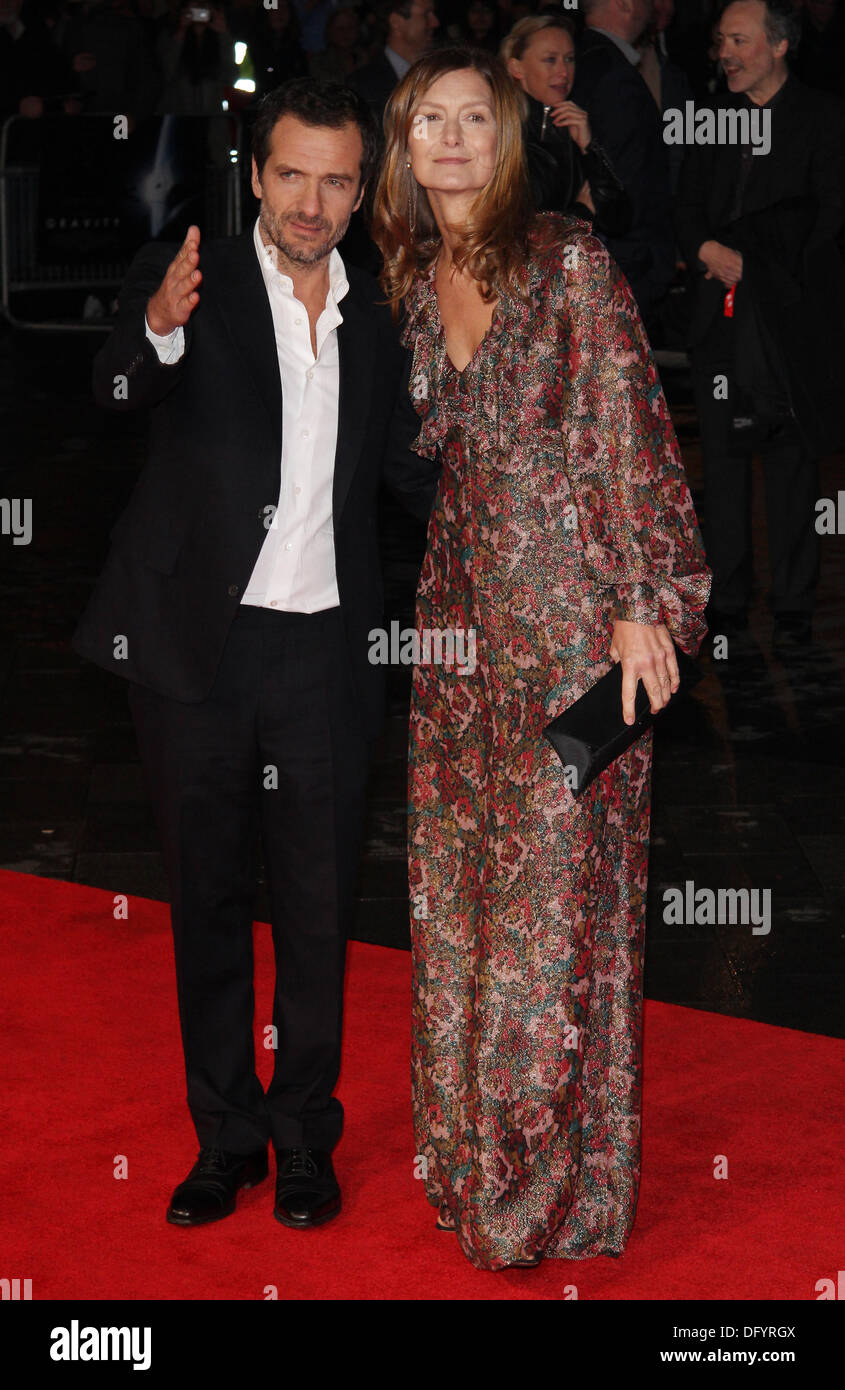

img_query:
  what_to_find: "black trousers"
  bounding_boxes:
[128,604,372,1155]
[691,314,820,616]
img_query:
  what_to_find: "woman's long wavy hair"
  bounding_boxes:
[371,46,539,316]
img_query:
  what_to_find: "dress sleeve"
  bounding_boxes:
[556,232,712,654]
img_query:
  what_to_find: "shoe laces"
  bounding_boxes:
[284,1147,319,1177]
[196,1145,229,1174]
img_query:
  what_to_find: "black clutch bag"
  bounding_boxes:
[542,644,702,798]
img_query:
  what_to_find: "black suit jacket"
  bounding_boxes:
[571,28,675,314]
[523,90,632,238]
[347,52,397,122]
[71,227,439,739]
[674,75,845,453]
[674,75,845,339]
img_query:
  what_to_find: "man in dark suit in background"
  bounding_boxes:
[571,0,676,326]
[674,0,845,649]
[636,0,696,193]
[341,1,439,271]
[348,0,440,119]
[73,79,438,1231]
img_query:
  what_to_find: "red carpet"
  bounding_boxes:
[1,868,842,1300]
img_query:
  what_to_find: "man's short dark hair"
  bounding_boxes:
[719,0,803,52]
[373,0,415,43]
[251,79,380,192]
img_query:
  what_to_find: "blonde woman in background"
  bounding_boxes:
[501,13,631,234]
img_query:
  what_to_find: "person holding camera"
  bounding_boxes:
[156,1,235,115]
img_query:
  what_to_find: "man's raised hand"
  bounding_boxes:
[146,226,202,336]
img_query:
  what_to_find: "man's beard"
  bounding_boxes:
[259,204,351,267]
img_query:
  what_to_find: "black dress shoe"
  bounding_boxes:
[166,1145,268,1227]
[273,1147,341,1229]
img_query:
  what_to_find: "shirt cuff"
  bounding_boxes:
[144,315,185,364]
[612,582,662,627]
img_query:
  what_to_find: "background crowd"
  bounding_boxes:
[2,0,844,641]
[0,0,842,125]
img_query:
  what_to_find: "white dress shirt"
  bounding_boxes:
[384,45,411,82]
[144,217,349,612]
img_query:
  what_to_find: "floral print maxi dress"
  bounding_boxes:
[399,214,711,1271]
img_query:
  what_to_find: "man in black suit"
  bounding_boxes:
[348,0,440,120]
[341,2,439,272]
[571,0,676,324]
[72,78,438,1229]
[635,0,696,193]
[674,0,845,648]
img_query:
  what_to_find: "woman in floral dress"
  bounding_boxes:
[371,47,711,1271]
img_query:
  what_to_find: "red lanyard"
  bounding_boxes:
[723,284,736,318]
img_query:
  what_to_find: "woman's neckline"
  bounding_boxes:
[431,252,500,376]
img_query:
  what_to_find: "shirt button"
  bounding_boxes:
[302,429,309,439]
[285,542,292,551]
[270,600,278,608]
[228,584,239,596]
[307,369,314,380]
[295,485,302,495]
[295,317,302,325]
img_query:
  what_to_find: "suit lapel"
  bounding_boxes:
[213,229,375,524]
[333,283,375,525]
[743,79,802,216]
[213,229,283,455]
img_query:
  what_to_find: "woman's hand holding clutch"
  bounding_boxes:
[543,628,700,796]
[610,621,680,725]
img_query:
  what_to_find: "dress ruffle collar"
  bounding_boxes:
[398,216,591,460]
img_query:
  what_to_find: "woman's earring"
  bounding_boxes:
[404,155,417,235]
[407,178,417,236]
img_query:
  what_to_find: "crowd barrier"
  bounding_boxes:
[0,112,244,331]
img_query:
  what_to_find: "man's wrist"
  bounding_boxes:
[145,314,185,364]
[145,299,173,337]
